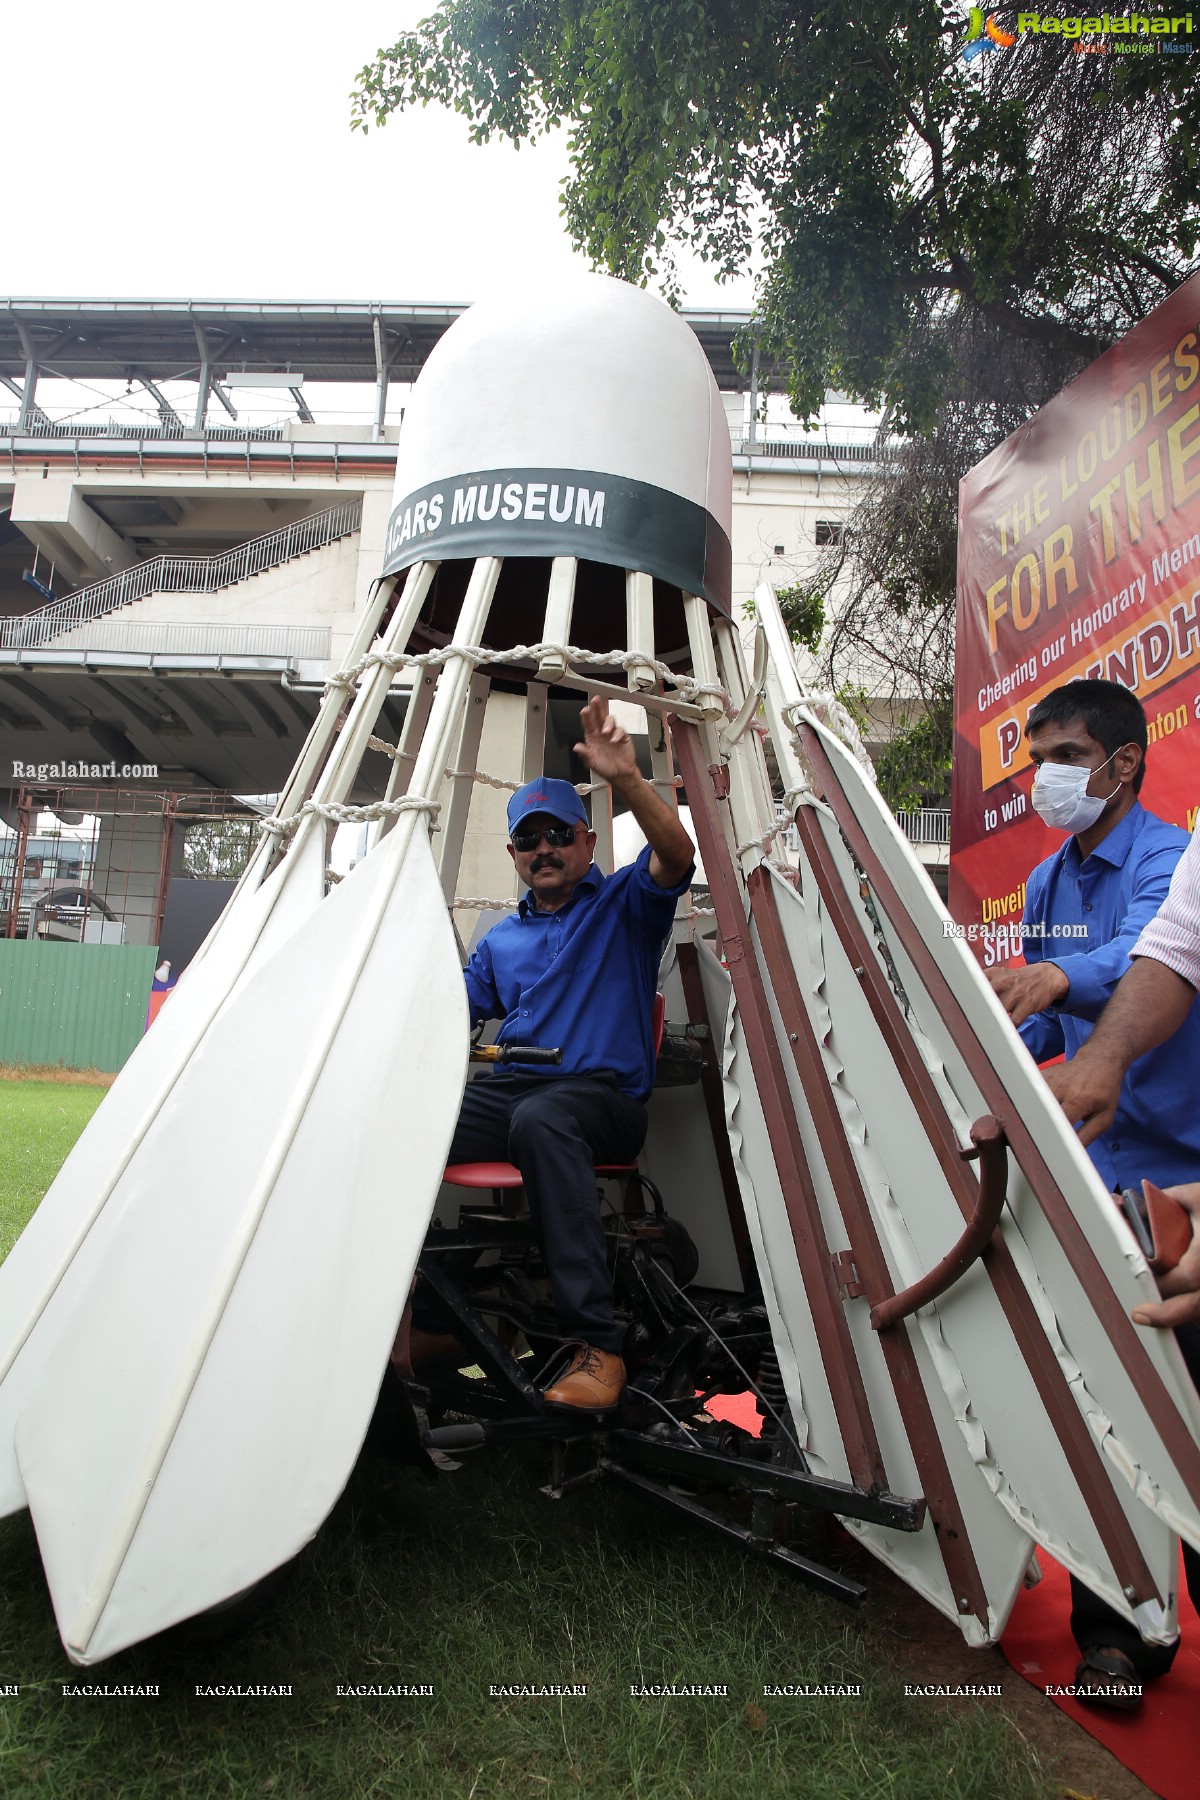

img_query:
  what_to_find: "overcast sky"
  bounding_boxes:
[5,1,753,312]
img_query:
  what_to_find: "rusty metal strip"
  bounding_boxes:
[789,785,1161,1607]
[870,1117,1009,1333]
[798,720,1200,1509]
[674,940,755,1284]
[674,722,889,1497]
[747,867,991,1627]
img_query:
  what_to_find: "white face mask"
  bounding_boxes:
[1030,749,1121,833]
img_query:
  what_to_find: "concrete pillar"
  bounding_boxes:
[11,474,137,588]
[335,485,391,667]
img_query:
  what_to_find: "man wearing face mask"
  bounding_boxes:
[987,678,1200,1193]
[987,677,1200,1707]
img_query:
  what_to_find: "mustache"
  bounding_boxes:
[531,855,564,872]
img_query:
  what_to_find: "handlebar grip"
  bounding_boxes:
[423,1424,487,1450]
[498,1043,563,1065]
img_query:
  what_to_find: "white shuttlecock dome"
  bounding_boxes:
[381,273,733,614]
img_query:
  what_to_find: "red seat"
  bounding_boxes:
[442,1161,526,1189]
[444,994,666,1191]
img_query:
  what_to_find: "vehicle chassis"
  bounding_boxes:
[384,1177,927,1607]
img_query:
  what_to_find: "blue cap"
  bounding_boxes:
[507,778,590,837]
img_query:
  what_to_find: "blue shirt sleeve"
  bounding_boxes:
[1019,1009,1066,1065]
[1015,859,1063,1062]
[462,932,500,1026]
[623,843,696,930]
[1053,839,1186,1020]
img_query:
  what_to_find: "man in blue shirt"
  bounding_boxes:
[450,696,694,1411]
[988,680,1200,1190]
[988,677,1200,1707]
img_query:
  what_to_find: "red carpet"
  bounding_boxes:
[704,1394,1198,1796]
[1001,1552,1200,1800]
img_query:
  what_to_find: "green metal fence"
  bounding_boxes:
[0,942,158,1073]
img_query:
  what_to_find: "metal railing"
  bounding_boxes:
[733,436,876,464]
[15,621,333,662]
[0,500,361,650]
[0,415,284,442]
[896,808,951,845]
[774,803,950,850]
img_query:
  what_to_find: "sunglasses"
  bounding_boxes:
[511,824,579,853]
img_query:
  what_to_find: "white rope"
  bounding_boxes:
[445,766,523,793]
[780,783,812,813]
[260,794,440,839]
[335,638,730,713]
[444,767,605,796]
[445,766,683,798]
[782,692,875,776]
[306,796,441,828]
[334,640,488,685]
[458,883,702,915]
[367,735,414,763]
[734,820,788,861]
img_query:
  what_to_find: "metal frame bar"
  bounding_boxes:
[746,866,992,1623]
[605,1430,924,1529]
[681,594,728,726]
[590,778,615,876]
[673,941,756,1284]
[625,571,657,693]
[1,371,48,429]
[135,374,183,432]
[604,1463,868,1605]
[788,777,1162,1607]
[711,618,785,878]
[545,670,706,723]
[522,683,549,785]
[801,714,1200,1502]
[12,321,48,434]
[370,663,439,847]
[673,720,891,1498]
[417,1255,545,1412]
[3,795,32,939]
[537,558,576,685]
[437,672,491,899]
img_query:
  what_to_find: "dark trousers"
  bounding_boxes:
[447,1070,647,1353]
[1070,1322,1200,1679]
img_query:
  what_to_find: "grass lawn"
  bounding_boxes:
[0,1076,109,1260]
[0,1073,1069,1800]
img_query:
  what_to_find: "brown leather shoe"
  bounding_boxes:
[543,1344,626,1411]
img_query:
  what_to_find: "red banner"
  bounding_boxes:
[951,273,1200,966]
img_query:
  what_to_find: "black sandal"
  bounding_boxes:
[1072,1647,1143,1711]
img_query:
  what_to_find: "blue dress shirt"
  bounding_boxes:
[1019,802,1200,1189]
[463,846,694,1100]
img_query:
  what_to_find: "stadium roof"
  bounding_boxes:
[0,298,759,392]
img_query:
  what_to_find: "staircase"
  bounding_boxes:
[1,499,362,650]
